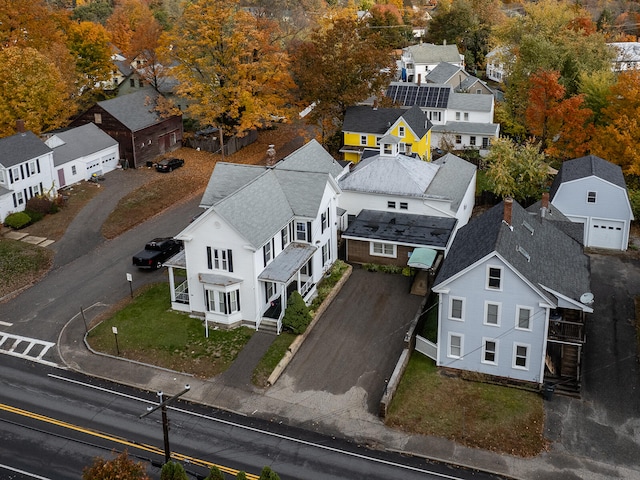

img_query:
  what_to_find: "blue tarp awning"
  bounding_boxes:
[408,247,437,269]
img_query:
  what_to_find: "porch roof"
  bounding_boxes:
[164,250,186,268]
[198,272,243,286]
[258,242,317,283]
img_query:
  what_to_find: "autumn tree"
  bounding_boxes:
[0,47,73,136]
[82,450,151,480]
[290,9,395,148]
[590,70,640,176]
[525,70,593,160]
[106,0,157,58]
[161,461,188,480]
[66,21,113,91]
[578,70,615,126]
[72,0,114,24]
[485,138,550,202]
[362,4,413,50]
[494,0,613,137]
[162,0,294,136]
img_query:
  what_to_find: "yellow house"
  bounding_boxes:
[341,105,432,163]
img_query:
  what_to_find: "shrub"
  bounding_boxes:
[24,209,44,223]
[4,211,31,229]
[161,461,188,480]
[282,290,312,334]
[236,472,247,480]
[205,465,224,480]
[26,195,53,215]
[259,466,280,480]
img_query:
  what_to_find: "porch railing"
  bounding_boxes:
[548,319,585,343]
[300,277,314,297]
[174,280,189,304]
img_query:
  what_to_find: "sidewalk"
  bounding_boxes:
[57,304,639,480]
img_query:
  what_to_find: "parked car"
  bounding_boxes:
[132,238,183,269]
[155,157,184,172]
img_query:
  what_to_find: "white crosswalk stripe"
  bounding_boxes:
[0,332,57,367]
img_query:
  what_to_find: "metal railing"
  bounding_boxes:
[174,280,189,304]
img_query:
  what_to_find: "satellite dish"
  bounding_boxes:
[580,292,594,305]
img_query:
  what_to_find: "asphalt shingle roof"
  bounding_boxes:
[549,155,627,200]
[435,200,591,305]
[425,62,464,84]
[342,105,431,139]
[404,43,462,65]
[49,123,118,168]
[0,131,52,168]
[97,90,171,132]
[427,153,477,211]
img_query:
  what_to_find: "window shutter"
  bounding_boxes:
[36,159,40,174]
[20,164,25,180]
[263,245,268,267]
[206,247,212,270]
[12,193,16,208]
[9,169,13,183]
[224,293,230,314]
[306,221,312,242]
[227,249,233,272]
[236,291,240,311]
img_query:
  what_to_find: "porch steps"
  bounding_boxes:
[258,319,279,335]
[560,344,579,377]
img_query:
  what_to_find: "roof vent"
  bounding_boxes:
[522,220,534,235]
[517,245,530,262]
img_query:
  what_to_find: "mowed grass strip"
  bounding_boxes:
[385,353,545,457]
[86,283,253,378]
[252,332,296,388]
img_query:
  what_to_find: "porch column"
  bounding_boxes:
[297,269,301,292]
[168,267,176,302]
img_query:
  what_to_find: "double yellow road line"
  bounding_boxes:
[0,403,259,479]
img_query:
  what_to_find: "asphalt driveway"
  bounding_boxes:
[545,253,640,473]
[279,267,425,414]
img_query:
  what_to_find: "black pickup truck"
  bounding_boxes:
[132,238,182,270]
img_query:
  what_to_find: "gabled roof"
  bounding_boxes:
[47,123,118,168]
[526,200,584,245]
[431,122,500,136]
[386,83,451,109]
[447,92,494,112]
[434,200,591,308]
[404,43,462,65]
[338,154,440,197]
[425,62,466,84]
[273,139,345,179]
[343,105,431,139]
[427,154,477,211]
[96,90,176,132]
[549,155,627,200]
[0,131,52,168]
[198,140,339,248]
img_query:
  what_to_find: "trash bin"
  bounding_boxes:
[543,382,555,401]
[146,160,154,168]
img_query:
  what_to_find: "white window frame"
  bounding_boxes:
[398,126,405,137]
[455,135,462,144]
[360,135,367,146]
[16,190,24,205]
[399,202,408,210]
[469,136,476,146]
[0,169,5,184]
[464,112,469,121]
[28,161,37,175]
[265,281,276,302]
[513,342,530,370]
[516,306,533,331]
[448,333,463,359]
[214,249,229,271]
[281,225,289,248]
[482,338,498,365]
[11,166,20,183]
[455,111,461,120]
[587,191,597,204]
[387,201,396,209]
[206,287,240,315]
[371,242,396,258]
[263,241,273,266]
[71,165,77,175]
[322,242,330,265]
[486,265,503,290]
[296,222,307,241]
[484,301,501,326]
[449,297,465,321]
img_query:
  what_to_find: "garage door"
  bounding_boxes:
[589,219,625,249]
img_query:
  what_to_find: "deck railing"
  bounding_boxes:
[174,280,189,304]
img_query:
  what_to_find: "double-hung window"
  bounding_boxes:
[513,343,529,369]
[263,240,273,267]
[516,306,532,330]
[206,247,233,272]
[483,339,498,364]
[449,297,464,321]
[448,333,463,358]
[321,208,329,233]
[485,302,500,326]
[206,288,240,315]
[322,242,330,265]
[281,225,290,249]
[398,126,405,137]
[487,266,502,290]
[587,191,597,203]
[296,222,308,241]
[360,135,367,146]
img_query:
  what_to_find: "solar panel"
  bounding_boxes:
[386,85,398,102]
[437,88,450,108]
[406,88,417,105]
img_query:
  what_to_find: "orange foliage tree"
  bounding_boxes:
[525,70,593,160]
[590,70,640,176]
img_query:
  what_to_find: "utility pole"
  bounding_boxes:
[140,385,190,464]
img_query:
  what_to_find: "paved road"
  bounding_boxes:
[0,169,203,359]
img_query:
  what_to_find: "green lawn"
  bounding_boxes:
[0,239,53,298]
[86,283,253,378]
[385,353,545,457]
[252,332,297,387]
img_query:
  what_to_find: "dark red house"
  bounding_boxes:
[70,90,182,169]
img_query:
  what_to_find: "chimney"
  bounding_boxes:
[541,192,549,218]
[266,144,276,167]
[503,197,513,226]
[16,119,25,134]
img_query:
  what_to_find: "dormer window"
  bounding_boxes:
[360,135,367,146]
[587,191,597,203]
[398,126,405,137]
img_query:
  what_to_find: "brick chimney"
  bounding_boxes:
[503,197,513,226]
[266,144,276,167]
[16,119,25,134]
[541,192,549,218]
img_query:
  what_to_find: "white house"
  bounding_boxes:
[399,43,465,84]
[485,47,508,83]
[0,130,56,223]
[430,198,593,390]
[165,140,347,334]
[45,123,120,188]
[337,140,476,265]
[549,155,633,251]
[608,42,640,72]
[385,82,500,154]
